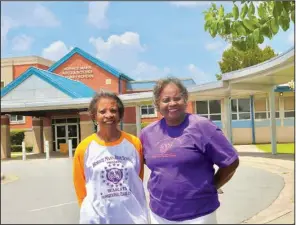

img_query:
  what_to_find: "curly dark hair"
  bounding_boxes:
[153,77,188,111]
[88,90,124,122]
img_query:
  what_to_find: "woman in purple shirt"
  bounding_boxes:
[140,77,239,224]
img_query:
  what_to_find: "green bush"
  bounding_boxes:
[11,145,33,152]
[141,122,150,129]
[10,130,25,145]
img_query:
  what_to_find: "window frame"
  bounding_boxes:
[195,100,221,121]
[9,115,26,124]
[255,97,280,120]
[231,98,251,121]
[140,105,157,118]
[283,95,295,118]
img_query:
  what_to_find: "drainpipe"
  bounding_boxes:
[118,74,123,130]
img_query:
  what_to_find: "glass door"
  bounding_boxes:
[67,124,79,150]
[55,125,67,151]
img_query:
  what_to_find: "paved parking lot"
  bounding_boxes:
[1,157,284,224]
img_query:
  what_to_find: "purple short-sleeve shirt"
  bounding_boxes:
[140,113,238,221]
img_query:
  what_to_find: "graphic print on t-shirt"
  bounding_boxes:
[90,149,135,200]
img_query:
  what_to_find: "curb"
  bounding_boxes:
[238,156,294,224]
[258,209,293,224]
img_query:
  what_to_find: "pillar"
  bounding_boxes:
[135,105,141,137]
[79,112,94,141]
[269,87,277,155]
[222,97,233,143]
[43,117,53,152]
[32,117,44,153]
[1,115,11,159]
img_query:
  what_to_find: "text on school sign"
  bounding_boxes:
[61,66,94,79]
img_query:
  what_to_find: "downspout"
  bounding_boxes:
[118,74,123,130]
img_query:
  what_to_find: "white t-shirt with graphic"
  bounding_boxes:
[73,132,148,224]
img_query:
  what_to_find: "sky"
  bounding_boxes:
[1,1,294,84]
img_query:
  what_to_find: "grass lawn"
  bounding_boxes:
[11,152,34,158]
[256,143,295,154]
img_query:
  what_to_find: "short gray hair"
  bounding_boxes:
[89,90,124,121]
[153,77,188,111]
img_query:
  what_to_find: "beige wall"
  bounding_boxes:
[24,130,34,147]
[232,128,253,144]
[255,127,294,144]
[1,125,11,159]
[1,65,13,87]
[43,127,53,152]
[80,121,94,140]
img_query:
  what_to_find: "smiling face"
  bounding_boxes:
[158,83,187,126]
[95,97,120,128]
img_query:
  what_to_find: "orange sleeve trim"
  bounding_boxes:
[122,132,144,180]
[73,137,91,206]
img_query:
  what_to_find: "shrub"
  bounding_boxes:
[10,130,25,145]
[141,122,150,129]
[11,145,33,152]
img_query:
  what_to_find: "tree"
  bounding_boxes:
[204,1,295,51]
[216,45,277,80]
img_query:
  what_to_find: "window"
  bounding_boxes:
[283,96,295,118]
[196,100,221,121]
[141,105,157,118]
[10,115,25,123]
[231,98,251,120]
[1,81,4,89]
[255,97,280,119]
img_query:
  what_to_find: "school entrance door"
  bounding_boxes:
[52,118,80,151]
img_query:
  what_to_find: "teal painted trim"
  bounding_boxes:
[274,86,293,92]
[283,118,294,126]
[1,67,76,98]
[48,47,134,81]
[232,120,252,128]
[1,67,35,97]
[250,96,256,144]
[255,119,281,127]
[213,121,222,129]
[1,67,95,99]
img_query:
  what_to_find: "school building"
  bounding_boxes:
[1,47,294,159]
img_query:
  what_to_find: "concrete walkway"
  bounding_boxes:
[1,145,294,224]
[235,145,294,224]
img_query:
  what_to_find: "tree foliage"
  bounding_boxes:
[216,45,277,80]
[204,1,295,51]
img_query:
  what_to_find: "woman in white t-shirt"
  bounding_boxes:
[73,91,149,224]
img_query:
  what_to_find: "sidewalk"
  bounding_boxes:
[235,145,294,224]
[266,211,294,224]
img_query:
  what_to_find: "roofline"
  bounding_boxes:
[128,77,195,84]
[187,80,226,92]
[0,67,95,99]
[1,56,54,67]
[48,47,134,81]
[222,47,294,81]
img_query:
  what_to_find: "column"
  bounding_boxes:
[43,117,53,152]
[223,97,233,143]
[135,105,141,137]
[250,95,256,144]
[79,112,94,141]
[269,87,277,155]
[1,115,11,159]
[32,117,44,153]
